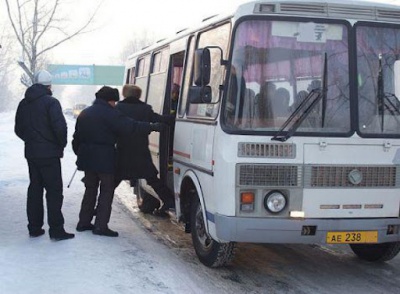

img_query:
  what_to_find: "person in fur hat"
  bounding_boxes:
[115,84,175,215]
[72,86,164,237]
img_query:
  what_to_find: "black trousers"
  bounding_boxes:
[146,176,174,203]
[27,158,65,233]
[116,175,174,204]
[78,171,115,229]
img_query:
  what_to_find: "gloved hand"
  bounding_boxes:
[150,122,165,132]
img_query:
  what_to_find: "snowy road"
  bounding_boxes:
[1,111,400,294]
[0,112,235,294]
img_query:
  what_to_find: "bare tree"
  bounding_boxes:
[4,0,102,87]
[119,30,157,64]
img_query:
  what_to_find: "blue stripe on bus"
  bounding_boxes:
[206,211,215,223]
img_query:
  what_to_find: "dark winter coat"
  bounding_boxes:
[15,84,67,159]
[72,98,153,174]
[115,97,172,179]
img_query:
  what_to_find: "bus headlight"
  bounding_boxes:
[264,191,287,213]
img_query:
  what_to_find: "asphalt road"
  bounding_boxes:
[116,184,400,294]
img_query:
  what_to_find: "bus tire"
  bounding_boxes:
[136,183,160,214]
[190,196,235,267]
[349,242,400,262]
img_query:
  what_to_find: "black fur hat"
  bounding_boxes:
[95,86,120,102]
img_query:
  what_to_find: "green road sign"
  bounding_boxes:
[47,64,125,86]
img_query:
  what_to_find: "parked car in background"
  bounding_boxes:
[73,104,87,118]
[63,108,73,116]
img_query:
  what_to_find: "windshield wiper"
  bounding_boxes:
[377,54,385,131]
[271,90,322,142]
[272,53,328,142]
[321,52,328,127]
[384,93,400,116]
[382,93,400,130]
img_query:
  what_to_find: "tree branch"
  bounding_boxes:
[4,0,103,86]
[37,2,101,58]
[4,0,32,61]
[34,0,59,49]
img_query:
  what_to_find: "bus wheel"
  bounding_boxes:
[349,242,400,262]
[136,183,160,214]
[190,196,235,267]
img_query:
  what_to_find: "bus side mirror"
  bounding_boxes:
[193,48,211,86]
[189,86,212,103]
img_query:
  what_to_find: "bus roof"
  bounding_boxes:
[243,0,400,10]
[235,0,400,20]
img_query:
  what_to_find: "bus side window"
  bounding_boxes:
[179,36,195,117]
[129,67,136,84]
[126,68,131,84]
[187,23,230,119]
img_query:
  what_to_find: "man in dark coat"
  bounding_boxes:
[15,70,75,241]
[72,86,163,237]
[115,84,175,215]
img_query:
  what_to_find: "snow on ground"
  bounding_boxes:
[0,111,223,294]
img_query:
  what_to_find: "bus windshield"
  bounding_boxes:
[223,19,350,135]
[356,23,400,136]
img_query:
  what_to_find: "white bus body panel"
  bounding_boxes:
[303,142,400,218]
[173,119,216,216]
[173,121,216,172]
[303,189,400,218]
[303,141,399,165]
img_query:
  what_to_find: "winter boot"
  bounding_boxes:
[159,197,175,212]
[76,223,95,232]
[29,228,45,238]
[49,229,75,241]
[93,227,119,237]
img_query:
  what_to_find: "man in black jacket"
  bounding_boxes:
[115,84,175,215]
[72,86,163,237]
[15,70,74,241]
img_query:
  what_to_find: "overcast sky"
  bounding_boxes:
[49,0,249,65]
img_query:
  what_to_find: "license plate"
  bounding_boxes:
[326,231,378,244]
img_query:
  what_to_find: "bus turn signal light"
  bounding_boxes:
[240,192,255,212]
[241,192,254,204]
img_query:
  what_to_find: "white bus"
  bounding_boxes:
[124,0,400,267]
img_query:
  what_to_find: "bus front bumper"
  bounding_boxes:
[214,214,400,244]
